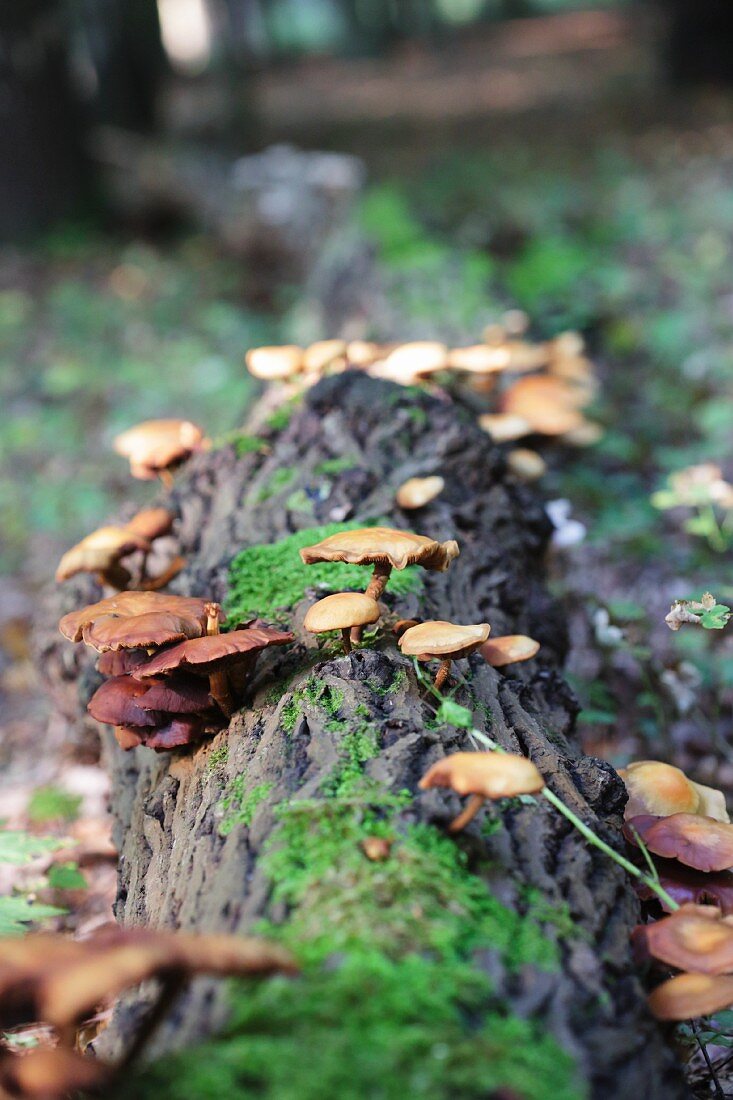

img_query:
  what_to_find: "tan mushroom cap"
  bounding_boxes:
[0,1046,110,1100]
[245,345,304,380]
[304,593,380,634]
[55,526,151,582]
[648,972,733,1021]
[447,345,510,374]
[300,526,459,572]
[626,813,733,872]
[303,339,347,373]
[506,449,547,481]
[632,904,733,975]
[395,476,445,510]
[125,506,175,541]
[114,419,206,476]
[501,376,588,435]
[346,340,386,367]
[419,751,544,799]
[59,591,215,644]
[480,635,540,667]
[380,341,448,378]
[83,610,210,653]
[399,620,490,660]
[562,419,604,447]
[619,761,701,820]
[478,413,532,443]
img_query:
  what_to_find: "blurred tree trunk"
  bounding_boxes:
[0,0,85,238]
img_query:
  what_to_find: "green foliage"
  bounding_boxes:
[0,831,64,864]
[27,786,81,824]
[218,776,274,836]
[207,744,229,770]
[255,466,297,503]
[47,862,87,890]
[225,523,422,622]
[0,897,65,937]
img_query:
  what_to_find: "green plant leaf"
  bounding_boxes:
[47,862,87,891]
[0,896,65,936]
[0,831,64,865]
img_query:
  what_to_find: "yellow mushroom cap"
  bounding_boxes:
[303,340,347,373]
[398,620,490,659]
[56,526,150,582]
[303,592,380,633]
[480,635,540,667]
[478,413,532,443]
[447,345,510,374]
[113,419,205,474]
[505,340,550,373]
[419,751,544,799]
[506,449,546,481]
[694,781,731,823]
[346,340,386,367]
[395,476,445,510]
[647,972,733,1021]
[245,345,304,380]
[501,376,588,435]
[300,526,459,572]
[381,341,448,377]
[619,760,701,820]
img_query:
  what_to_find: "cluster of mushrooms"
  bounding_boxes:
[0,925,295,1098]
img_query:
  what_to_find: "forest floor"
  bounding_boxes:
[3,56,733,1094]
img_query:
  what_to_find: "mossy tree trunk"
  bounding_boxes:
[42,375,685,1099]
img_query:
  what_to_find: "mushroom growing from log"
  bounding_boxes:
[87,674,216,751]
[619,760,729,823]
[625,814,733,873]
[501,375,588,436]
[245,345,304,381]
[647,972,733,1021]
[419,751,545,832]
[303,592,380,654]
[635,860,733,915]
[114,419,208,487]
[395,476,445,511]
[55,526,151,590]
[631,903,733,975]
[59,592,218,649]
[480,634,540,668]
[398,620,490,690]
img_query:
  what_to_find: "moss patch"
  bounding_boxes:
[217,775,274,836]
[225,522,422,622]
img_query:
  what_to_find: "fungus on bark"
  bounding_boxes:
[419,751,544,832]
[478,413,532,443]
[631,903,733,975]
[647,972,733,1021]
[55,526,151,590]
[59,592,216,647]
[635,860,733,915]
[506,448,546,481]
[245,345,303,381]
[124,507,175,542]
[371,341,448,385]
[501,375,588,436]
[625,814,733,873]
[395,476,445,511]
[398,619,490,690]
[619,760,729,823]
[303,339,347,375]
[303,592,380,654]
[114,419,207,487]
[480,634,540,668]
[447,345,510,373]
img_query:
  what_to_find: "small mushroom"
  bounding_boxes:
[114,419,207,487]
[59,592,216,646]
[561,419,604,447]
[447,345,510,374]
[245,345,304,381]
[625,814,733,873]
[478,413,532,443]
[506,449,546,481]
[125,507,175,541]
[303,592,380,654]
[303,339,347,374]
[372,342,448,385]
[647,972,733,1021]
[618,761,702,821]
[87,675,165,728]
[395,476,445,511]
[346,340,387,368]
[134,623,294,717]
[501,376,588,436]
[398,620,490,690]
[361,837,393,862]
[88,675,216,751]
[0,1046,109,1100]
[419,751,544,832]
[96,649,150,677]
[635,859,733,915]
[480,635,540,668]
[83,609,214,654]
[631,903,733,975]
[55,526,151,590]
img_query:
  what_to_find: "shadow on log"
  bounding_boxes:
[40,374,685,1099]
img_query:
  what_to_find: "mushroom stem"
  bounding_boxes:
[118,971,187,1072]
[351,562,391,643]
[434,659,452,691]
[99,563,132,590]
[159,469,174,491]
[204,602,234,717]
[449,793,485,833]
[141,555,187,592]
[341,628,352,655]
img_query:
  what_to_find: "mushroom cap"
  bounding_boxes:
[647,972,733,1021]
[398,620,490,659]
[395,476,445,511]
[625,813,733,872]
[83,609,209,653]
[631,903,733,974]
[346,340,385,367]
[125,506,175,541]
[447,345,510,374]
[635,859,733,915]
[562,419,604,447]
[501,376,588,435]
[303,339,347,373]
[379,341,448,379]
[480,635,540,667]
[299,526,459,572]
[303,592,380,634]
[506,448,546,481]
[87,675,163,727]
[0,1046,110,1100]
[619,761,701,820]
[419,751,544,800]
[694,780,731,824]
[114,419,205,473]
[134,625,294,678]
[97,649,150,677]
[143,715,209,750]
[55,526,150,581]
[59,592,215,644]
[478,413,532,443]
[245,345,303,380]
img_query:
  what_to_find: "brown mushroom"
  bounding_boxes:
[619,761,701,821]
[114,419,207,486]
[0,1046,109,1100]
[447,345,510,374]
[303,340,347,375]
[501,375,588,436]
[506,449,546,481]
[398,620,490,690]
[88,674,216,751]
[631,903,733,974]
[480,635,540,668]
[87,676,164,728]
[478,413,532,443]
[372,342,448,385]
[96,649,150,677]
[303,592,380,654]
[124,507,175,542]
[395,476,445,511]
[55,526,151,589]
[625,814,733,873]
[419,751,544,832]
[59,592,216,646]
[245,345,303,381]
[134,624,294,717]
[635,860,733,915]
[647,972,733,1021]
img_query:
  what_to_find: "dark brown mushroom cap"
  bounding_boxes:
[83,610,208,653]
[59,592,216,644]
[96,649,150,677]
[626,813,733,872]
[648,972,733,1021]
[134,625,294,678]
[125,506,176,541]
[0,927,296,1031]
[87,676,163,727]
[299,526,460,572]
[135,676,212,713]
[0,1046,109,1100]
[144,715,209,750]
[635,859,733,915]
[631,904,733,974]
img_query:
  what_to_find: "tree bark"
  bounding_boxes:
[41,374,685,1098]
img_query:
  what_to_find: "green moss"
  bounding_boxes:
[265,397,301,432]
[225,522,422,622]
[314,456,359,476]
[27,786,81,824]
[207,744,229,771]
[367,667,408,696]
[233,434,267,457]
[255,466,297,503]
[280,678,345,736]
[283,488,313,514]
[218,775,274,836]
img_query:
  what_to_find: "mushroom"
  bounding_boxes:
[59,592,216,646]
[87,674,216,751]
[647,972,733,1021]
[631,903,733,975]
[447,345,510,374]
[303,592,380,654]
[96,649,150,677]
[55,526,151,590]
[635,859,733,915]
[345,340,387,368]
[501,375,588,436]
[371,341,448,385]
[245,345,304,381]
[0,1046,109,1100]
[398,620,490,690]
[561,419,604,447]
[625,814,733,873]
[134,623,294,717]
[113,419,207,487]
[478,413,532,443]
[419,751,544,832]
[124,507,175,542]
[506,449,546,481]
[303,339,347,375]
[619,763,729,823]
[480,635,540,668]
[395,476,445,511]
